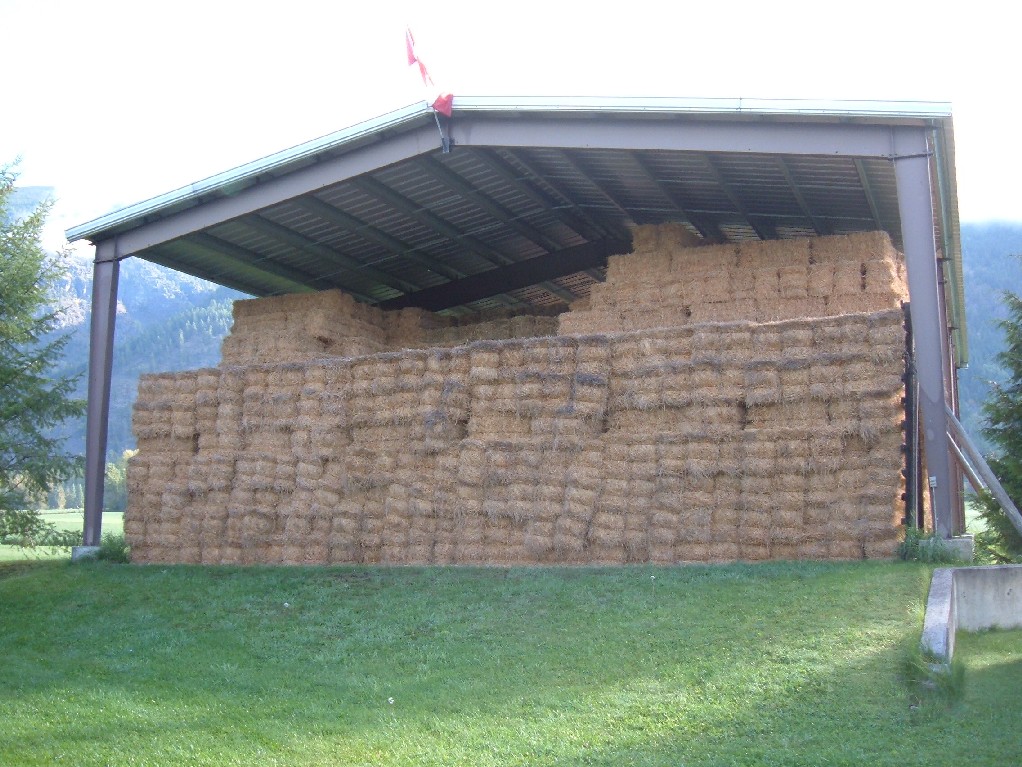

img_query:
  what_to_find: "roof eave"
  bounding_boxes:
[65,101,434,243]
[66,96,953,245]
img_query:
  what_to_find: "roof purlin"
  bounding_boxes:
[379,238,630,312]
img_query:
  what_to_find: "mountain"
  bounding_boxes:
[48,252,245,459]
[7,186,55,220]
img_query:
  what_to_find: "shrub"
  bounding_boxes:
[897,527,964,564]
[96,532,130,563]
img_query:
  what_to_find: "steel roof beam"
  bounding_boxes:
[854,159,884,230]
[294,196,466,282]
[673,207,877,228]
[378,238,630,312]
[351,175,577,304]
[418,156,579,303]
[489,150,619,240]
[240,214,417,296]
[630,153,726,241]
[351,176,510,268]
[143,250,314,298]
[553,150,635,224]
[775,158,830,236]
[92,123,442,262]
[536,281,577,303]
[419,155,565,253]
[184,233,338,294]
[894,125,955,537]
[452,117,904,158]
[469,149,600,241]
[703,156,776,240]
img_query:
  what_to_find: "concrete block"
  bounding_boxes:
[921,564,1022,664]
[71,546,100,562]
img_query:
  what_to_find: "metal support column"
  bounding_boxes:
[893,127,954,537]
[82,254,121,547]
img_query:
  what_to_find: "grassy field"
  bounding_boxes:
[0,559,1019,766]
[0,511,123,563]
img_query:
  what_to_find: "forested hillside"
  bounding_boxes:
[48,253,244,459]
[957,223,1022,453]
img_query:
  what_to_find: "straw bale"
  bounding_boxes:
[523,519,555,554]
[689,300,756,324]
[695,269,733,303]
[766,298,830,322]
[862,258,907,297]
[777,322,814,351]
[587,538,627,566]
[678,506,714,540]
[705,541,739,561]
[828,294,900,315]
[409,519,438,548]
[806,263,835,298]
[811,232,889,264]
[862,538,898,559]
[606,249,670,285]
[777,265,808,299]
[591,508,626,534]
[866,318,906,352]
[827,539,864,559]
[648,221,701,251]
[209,548,239,564]
[747,237,812,269]
[744,370,781,406]
[748,266,779,298]
[738,539,771,560]
[675,242,738,272]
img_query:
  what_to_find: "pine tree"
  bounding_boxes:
[0,164,86,540]
[977,270,1022,561]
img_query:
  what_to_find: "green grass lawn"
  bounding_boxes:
[0,511,123,563]
[0,560,1018,766]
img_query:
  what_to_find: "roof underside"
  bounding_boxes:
[67,98,965,360]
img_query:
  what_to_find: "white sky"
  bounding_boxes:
[4,0,1020,253]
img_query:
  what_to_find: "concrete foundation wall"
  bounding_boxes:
[921,565,1022,663]
[955,565,1022,632]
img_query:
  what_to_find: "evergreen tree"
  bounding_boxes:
[977,269,1022,561]
[0,164,86,539]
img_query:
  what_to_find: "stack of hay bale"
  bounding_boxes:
[222,292,564,365]
[128,320,905,564]
[559,226,907,334]
[220,291,390,363]
[126,224,909,566]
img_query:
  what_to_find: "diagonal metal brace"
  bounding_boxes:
[946,404,1022,539]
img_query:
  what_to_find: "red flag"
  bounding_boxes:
[406,26,453,117]
[431,92,454,117]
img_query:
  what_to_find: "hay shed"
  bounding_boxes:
[67,97,967,564]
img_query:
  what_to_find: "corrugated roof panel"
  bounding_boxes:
[148,241,296,298]
[510,148,621,214]
[62,99,960,330]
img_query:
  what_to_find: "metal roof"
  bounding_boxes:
[67,96,966,363]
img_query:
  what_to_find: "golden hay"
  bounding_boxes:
[131,226,911,567]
